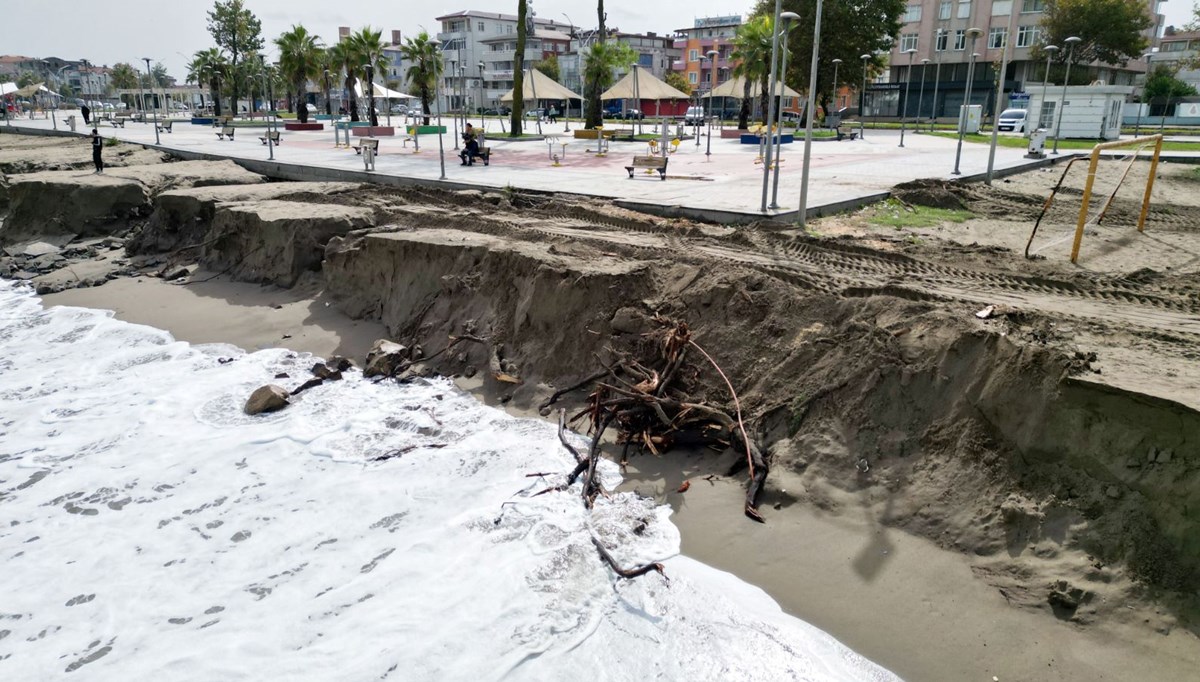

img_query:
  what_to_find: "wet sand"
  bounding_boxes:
[42,273,1200,681]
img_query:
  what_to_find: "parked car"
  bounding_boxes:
[997,108,1027,133]
[524,108,545,119]
[683,106,706,125]
[622,108,644,120]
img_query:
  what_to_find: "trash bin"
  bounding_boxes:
[362,145,376,171]
[1025,128,1047,159]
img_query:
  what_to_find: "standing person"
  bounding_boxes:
[548,105,558,124]
[90,129,103,174]
[81,103,91,125]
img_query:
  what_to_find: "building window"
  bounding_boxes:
[900,33,919,51]
[507,25,513,34]
[936,30,949,51]
[478,22,485,32]
[688,72,698,84]
[904,4,922,22]
[954,29,967,51]
[939,1,952,19]
[1039,100,1055,128]
[992,0,1012,15]
[1162,41,1189,52]
[957,0,971,18]
[1022,0,1046,12]
[690,49,699,62]
[1016,25,1040,47]
[988,27,1007,49]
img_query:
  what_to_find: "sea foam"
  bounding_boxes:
[0,281,898,681]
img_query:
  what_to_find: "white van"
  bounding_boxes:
[683,106,705,125]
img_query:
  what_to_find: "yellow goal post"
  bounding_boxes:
[1070,134,1164,264]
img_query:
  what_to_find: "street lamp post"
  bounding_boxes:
[831,58,842,112]
[530,68,543,136]
[430,39,447,179]
[364,62,378,129]
[261,58,274,161]
[986,9,1019,184]
[1038,45,1058,135]
[859,53,870,140]
[916,58,929,130]
[795,4,822,224]
[899,48,916,147]
[770,10,801,209]
[760,0,786,213]
[706,49,719,157]
[1051,36,1081,155]
[1132,51,1152,137]
[630,64,642,136]
[323,69,332,116]
[478,61,486,132]
[696,54,709,146]
[459,64,467,139]
[143,57,160,144]
[952,28,983,175]
[930,29,944,131]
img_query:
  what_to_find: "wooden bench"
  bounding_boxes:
[352,138,379,155]
[216,126,236,141]
[156,120,173,133]
[463,145,491,166]
[111,116,128,128]
[836,123,860,141]
[259,130,281,145]
[625,155,668,180]
[212,116,233,128]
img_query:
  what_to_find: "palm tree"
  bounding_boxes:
[350,27,389,126]
[329,39,359,121]
[730,15,774,129]
[151,62,171,88]
[400,31,442,126]
[110,62,140,111]
[275,25,324,124]
[187,49,228,116]
[584,0,608,128]
[318,47,336,116]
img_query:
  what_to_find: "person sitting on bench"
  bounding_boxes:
[459,123,480,165]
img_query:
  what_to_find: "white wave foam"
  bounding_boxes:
[0,281,899,681]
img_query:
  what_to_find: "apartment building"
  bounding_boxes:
[560,30,681,105]
[435,10,573,111]
[879,0,1162,119]
[1152,25,1200,90]
[671,15,742,93]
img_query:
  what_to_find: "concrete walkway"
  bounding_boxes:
[4,112,1061,222]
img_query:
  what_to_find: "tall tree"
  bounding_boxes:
[150,62,171,88]
[110,62,140,109]
[584,0,608,128]
[730,15,774,128]
[207,0,263,117]
[401,30,443,125]
[582,41,637,115]
[187,48,228,116]
[665,70,693,97]
[276,25,323,124]
[535,53,561,82]
[756,0,904,123]
[351,27,389,126]
[510,0,528,136]
[329,39,360,121]
[1039,0,1152,67]
[318,47,336,116]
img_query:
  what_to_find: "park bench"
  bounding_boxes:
[836,123,860,141]
[259,130,281,145]
[156,120,173,133]
[464,145,491,166]
[625,155,668,180]
[216,126,236,141]
[111,116,128,128]
[212,116,233,128]
[352,137,379,155]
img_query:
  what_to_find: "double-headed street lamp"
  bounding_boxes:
[1051,36,1081,155]
[706,49,719,157]
[899,48,917,147]
[952,28,983,175]
[1039,45,1058,135]
[143,57,160,145]
[859,53,871,140]
[770,10,800,210]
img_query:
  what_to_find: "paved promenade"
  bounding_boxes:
[6,111,1050,221]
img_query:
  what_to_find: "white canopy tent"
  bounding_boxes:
[599,69,689,102]
[498,69,581,103]
[1,82,20,95]
[352,79,414,125]
[709,75,801,100]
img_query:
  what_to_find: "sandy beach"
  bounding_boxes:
[45,274,1200,682]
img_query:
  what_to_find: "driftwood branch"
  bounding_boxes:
[591,536,667,580]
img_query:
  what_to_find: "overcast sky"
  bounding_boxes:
[2,0,1195,79]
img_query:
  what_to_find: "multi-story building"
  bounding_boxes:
[879,0,1162,120]
[435,10,574,112]
[559,30,682,114]
[672,15,741,94]
[1152,26,1200,91]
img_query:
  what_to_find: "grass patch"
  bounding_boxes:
[929,131,1200,152]
[867,198,973,229]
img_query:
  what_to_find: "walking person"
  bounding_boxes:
[548,105,558,124]
[90,128,103,174]
[81,103,91,126]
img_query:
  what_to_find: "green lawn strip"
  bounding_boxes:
[866,198,973,229]
[928,131,1200,151]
